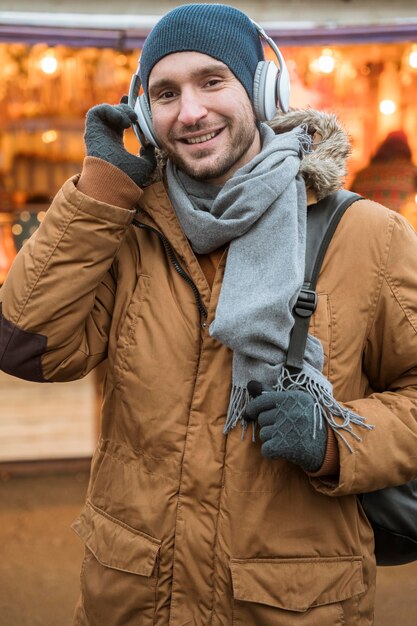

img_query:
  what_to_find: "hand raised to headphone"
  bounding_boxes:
[84,97,156,188]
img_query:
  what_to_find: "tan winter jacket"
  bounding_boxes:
[1,110,417,626]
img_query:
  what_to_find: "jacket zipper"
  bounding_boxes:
[132,219,208,323]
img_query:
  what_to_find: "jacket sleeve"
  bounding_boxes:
[312,210,417,496]
[0,166,140,383]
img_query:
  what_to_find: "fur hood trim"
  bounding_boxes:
[269,108,352,200]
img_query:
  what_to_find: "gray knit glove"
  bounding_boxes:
[84,101,156,187]
[245,388,327,472]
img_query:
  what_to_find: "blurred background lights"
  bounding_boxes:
[310,49,336,74]
[41,130,58,144]
[115,54,128,66]
[318,50,336,73]
[379,99,396,115]
[12,209,45,251]
[409,49,417,69]
[40,51,58,75]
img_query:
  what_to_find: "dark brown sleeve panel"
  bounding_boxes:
[0,303,47,382]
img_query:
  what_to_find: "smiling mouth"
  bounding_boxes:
[181,129,222,145]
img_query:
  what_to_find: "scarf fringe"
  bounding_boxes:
[223,385,250,435]
[224,367,374,453]
[296,124,314,155]
[223,385,257,442]
[275,367,374,452]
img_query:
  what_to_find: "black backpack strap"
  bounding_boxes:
[285,190,362,372]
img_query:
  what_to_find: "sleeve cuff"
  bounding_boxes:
[76,157,143,209]
[308,425,340,478]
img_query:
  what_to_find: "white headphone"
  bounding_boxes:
[128,20,290,148]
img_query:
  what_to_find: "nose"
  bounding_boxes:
[177,91,208,126]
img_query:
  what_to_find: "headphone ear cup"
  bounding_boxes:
[134,95,159,148]
[253,61,279,122]
[252,63,265,121]
[276,59,290,113]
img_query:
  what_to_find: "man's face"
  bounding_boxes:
[148,51,261,185]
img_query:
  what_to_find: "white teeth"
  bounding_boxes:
[186,132,217,144]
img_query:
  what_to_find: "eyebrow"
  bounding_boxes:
[148,62,230,96]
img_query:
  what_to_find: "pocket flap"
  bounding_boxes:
[231,556,364,612]
[72,501,161,577]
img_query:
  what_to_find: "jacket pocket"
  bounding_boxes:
[231,556,364,626]
[72,501,161,626]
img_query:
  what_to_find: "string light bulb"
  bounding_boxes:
[310,49,336,74]
[40,50,58,75]
[379,99,396,115]
[409,47,417,69]
[41,130,58,144]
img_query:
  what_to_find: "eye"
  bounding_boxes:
[159,90,176,100]
[204,78,222,88]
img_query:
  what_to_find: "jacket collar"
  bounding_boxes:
[137,181,213,305]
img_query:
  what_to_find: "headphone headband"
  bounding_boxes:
[251,20,290,114]
[128,19,290,146]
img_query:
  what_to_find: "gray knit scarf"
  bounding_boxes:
[166,124,371,448]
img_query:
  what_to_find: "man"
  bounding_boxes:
[1,4,417,625]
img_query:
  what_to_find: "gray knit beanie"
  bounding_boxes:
[139,3,264,101]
